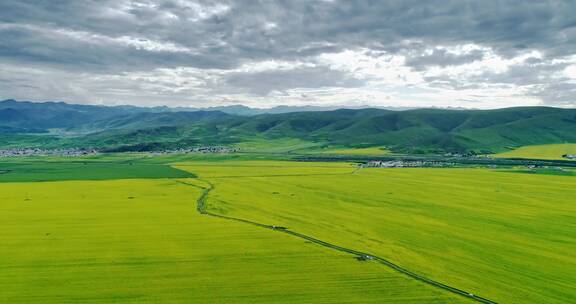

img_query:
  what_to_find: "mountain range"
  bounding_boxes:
[1,99,575,154]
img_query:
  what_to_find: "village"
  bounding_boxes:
[361,160,456,168]
[0,146,240,158]
[146,146,240,155]
[0,148,98,158]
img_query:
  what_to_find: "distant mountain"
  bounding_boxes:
[0,99,231,133]
[0,99,411,120]
[1,99,575,154]
[200,105,347,115]
[197,104,417,115]
[0,99,408,134]
[74,111,230,132]
[75,107,576,154]
[0,99,148,132]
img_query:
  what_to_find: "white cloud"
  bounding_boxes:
[1,0,575,108]
[564,65,576,80]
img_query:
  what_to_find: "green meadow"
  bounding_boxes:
[317,146,391,156]
[233,138,323,153]
[0,160,193,183]
[0,159,468,303]
[179,161,576,304]
[1,156,574,303]
[494,143,576,160]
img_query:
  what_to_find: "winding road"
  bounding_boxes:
[182,169,498,304]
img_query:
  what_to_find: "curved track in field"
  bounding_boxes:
[182,168,498,304]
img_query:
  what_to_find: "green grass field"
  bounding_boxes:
[317,146,391,156]
[231,138,390,156]
[0,160,194,182]
[233,138,324,153]
[2,157,574,303]
[494,143,576,160]
[0,160,470,303]
[177,161,576,304]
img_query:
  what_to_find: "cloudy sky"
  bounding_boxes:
[1,0,575,108]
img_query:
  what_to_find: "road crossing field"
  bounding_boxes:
[178,161,576,304]
[0,168,469,303]
[1,157,574,303]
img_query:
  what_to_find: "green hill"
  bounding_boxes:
[68,107,576,153]
[1,100,575,154]
[200,107,576,154]
[75,111,230,132]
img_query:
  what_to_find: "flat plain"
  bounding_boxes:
[0,160,469,303]
[178,161,576,304]
[1,157,574,303]
[494,143,576,160]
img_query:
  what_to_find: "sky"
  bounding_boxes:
[1,0,575,109]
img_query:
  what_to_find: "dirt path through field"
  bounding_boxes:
[180,167,498,304]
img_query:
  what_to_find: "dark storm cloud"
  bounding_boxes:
[0,0,575,106]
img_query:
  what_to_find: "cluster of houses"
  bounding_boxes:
[189,146,239,153]
[0,146,239,158]
[361,160,455,168]
[443,152,489,158]
[148,146,239,155]
[562,154,576,160]
[0,148,97,158]
[526,165,572,173]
